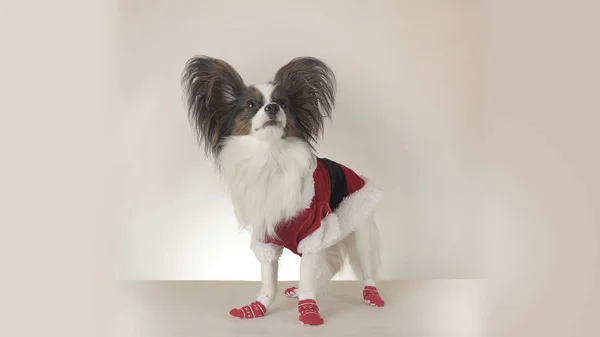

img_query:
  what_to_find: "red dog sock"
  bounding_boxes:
[298,299,324,325]
[229,301,267,319]
[284,286,298,298]
[363,286,385,307]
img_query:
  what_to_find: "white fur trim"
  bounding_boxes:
[297,177,383,254]
[251,240,283,263]
[296,213,340,254]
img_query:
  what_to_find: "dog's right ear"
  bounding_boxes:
[181,55,246,157]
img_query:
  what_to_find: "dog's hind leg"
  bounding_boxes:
[347,214,385,307]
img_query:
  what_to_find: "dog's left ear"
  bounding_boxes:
[273,57,337,119]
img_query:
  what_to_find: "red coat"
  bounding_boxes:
[261,158,368,256]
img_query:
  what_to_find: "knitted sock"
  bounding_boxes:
[363,286,385,307]
[298,299,324,325]
[229,301,267,319]
[284,286,298,298]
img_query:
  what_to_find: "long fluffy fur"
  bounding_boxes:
[273,57,337,147]
[217,136,316,241]
[181,55,246,158]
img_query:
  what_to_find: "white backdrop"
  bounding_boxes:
[118,0,484,280]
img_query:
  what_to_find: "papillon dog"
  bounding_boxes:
[181,56,385,325]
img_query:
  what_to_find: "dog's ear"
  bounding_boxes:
[181,55,246,157]
[273,57,336,143]
[273,57,336,118]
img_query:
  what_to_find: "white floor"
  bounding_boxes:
[117,280,486,337]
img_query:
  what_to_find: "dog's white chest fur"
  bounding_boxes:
[217,136,316,240]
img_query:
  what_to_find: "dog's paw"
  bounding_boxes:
[363,286,385,307]
[298,299,324,325]
[229,301,267,319]
[284,286,298,299]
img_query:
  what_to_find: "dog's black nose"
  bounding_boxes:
[264,103,280,117]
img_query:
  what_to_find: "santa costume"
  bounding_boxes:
[256,157,382,256]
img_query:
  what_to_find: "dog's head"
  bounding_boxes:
[181,56,336,158]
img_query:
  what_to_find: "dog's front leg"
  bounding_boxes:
[229,241,282,319]
[297,252,325,325]
[257,259,278,306]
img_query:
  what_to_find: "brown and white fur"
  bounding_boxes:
[181,56,383,324]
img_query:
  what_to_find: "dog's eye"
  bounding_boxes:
[277,99,287,108]
[246,100,256,109]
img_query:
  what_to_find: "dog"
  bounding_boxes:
[181,56,385,325]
